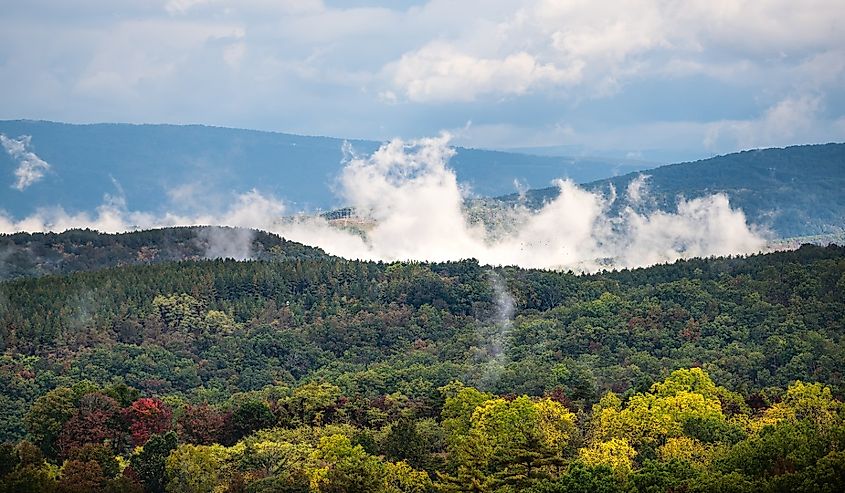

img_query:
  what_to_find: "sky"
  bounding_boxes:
[1,0,844,158]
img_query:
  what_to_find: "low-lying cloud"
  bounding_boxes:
[0,135,768,271]
[1,134,51,191]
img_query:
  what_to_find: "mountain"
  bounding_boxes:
[503,143,708,164]
[1,238,843,491]
[0,120,648,218]
[0,226,327,281]
[494,143,845,238]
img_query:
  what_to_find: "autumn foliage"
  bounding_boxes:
[122,398,173,447]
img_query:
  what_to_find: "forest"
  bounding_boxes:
[504,143,845,238]
[1,232,844,492]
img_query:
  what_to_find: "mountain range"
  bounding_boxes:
[0,120,648,218]
[493,143,845,238]
[1,120,844,240]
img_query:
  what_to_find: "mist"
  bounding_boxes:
[1,134,51,191]
[0,134,768,272]
[195,226,256,261]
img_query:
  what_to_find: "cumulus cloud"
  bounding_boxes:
[384,0,845,103]
[0,135,768,272]
[389,44,583,103]
[300,135,766,270]
[1,134,51,191]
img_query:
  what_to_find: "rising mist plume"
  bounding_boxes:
[1,134,51,191]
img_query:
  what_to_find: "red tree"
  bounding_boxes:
[57,393,123,457]
[122,398,173,447]
[175,403,228,445]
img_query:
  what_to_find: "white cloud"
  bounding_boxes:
[626,174,650,205]
[383,0,845,103]
[0,134,51,191]
[389,44,583,102]
[0,187,283,236]
[704,94,828,150]
[0,135,768,272]
[70,19,246,101]
[0,0,843,150]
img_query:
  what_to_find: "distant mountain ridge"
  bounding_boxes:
[493,143,845,238]
[0,120,647,218]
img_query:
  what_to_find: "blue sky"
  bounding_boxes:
[1,0,844,159]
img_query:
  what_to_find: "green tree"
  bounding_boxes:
[130,432,177,493]
[23,387,75,458]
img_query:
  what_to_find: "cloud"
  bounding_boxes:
[383,0,845,103]
[704,95,827,150]
[165,0,325,16]
[0,135,767,272]
[0,134,51,191]
[389,44,583,102]
[626,174,650,205]
[266,136,768,270]
[0,187,283,236]
[1,0,843,151]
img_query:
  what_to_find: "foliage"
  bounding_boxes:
[2,236,845,491]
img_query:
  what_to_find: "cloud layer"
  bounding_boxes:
[0,136,767,272]
[1,1,843,156]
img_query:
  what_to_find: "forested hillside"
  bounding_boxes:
[499,143,845,238]
[1,242,844,491]
[0,227,327,281]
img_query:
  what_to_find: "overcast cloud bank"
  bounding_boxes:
[1,1,843,155]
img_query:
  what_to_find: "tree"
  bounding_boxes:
[588,369,730,451]
[443,395,577,490]
[0,441,58,493]
[130,432,177,493]
[310,434,386,493]
[164,444,228,493]
[67,444,120,479]
[230,401,275,442]
[23,387,76,458]
[57,460,107,493]
[577,438,637,476]
[384,461,433,493]
[382,418,430,470]
[287,382,341,427]
[752,381,843,431]
[122,398,173,447]
[57,393,123,457]
[176,404,227,445]
[527,464,627,493]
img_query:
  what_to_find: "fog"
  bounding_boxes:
[0,134,768,271]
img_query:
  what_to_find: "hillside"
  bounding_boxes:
[0,120,647,217]
[1,242,843,491]
[494,143,845,238]
[0,226,327,281]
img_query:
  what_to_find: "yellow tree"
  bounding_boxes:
[445,395,576,491]
[165,443,230,493]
